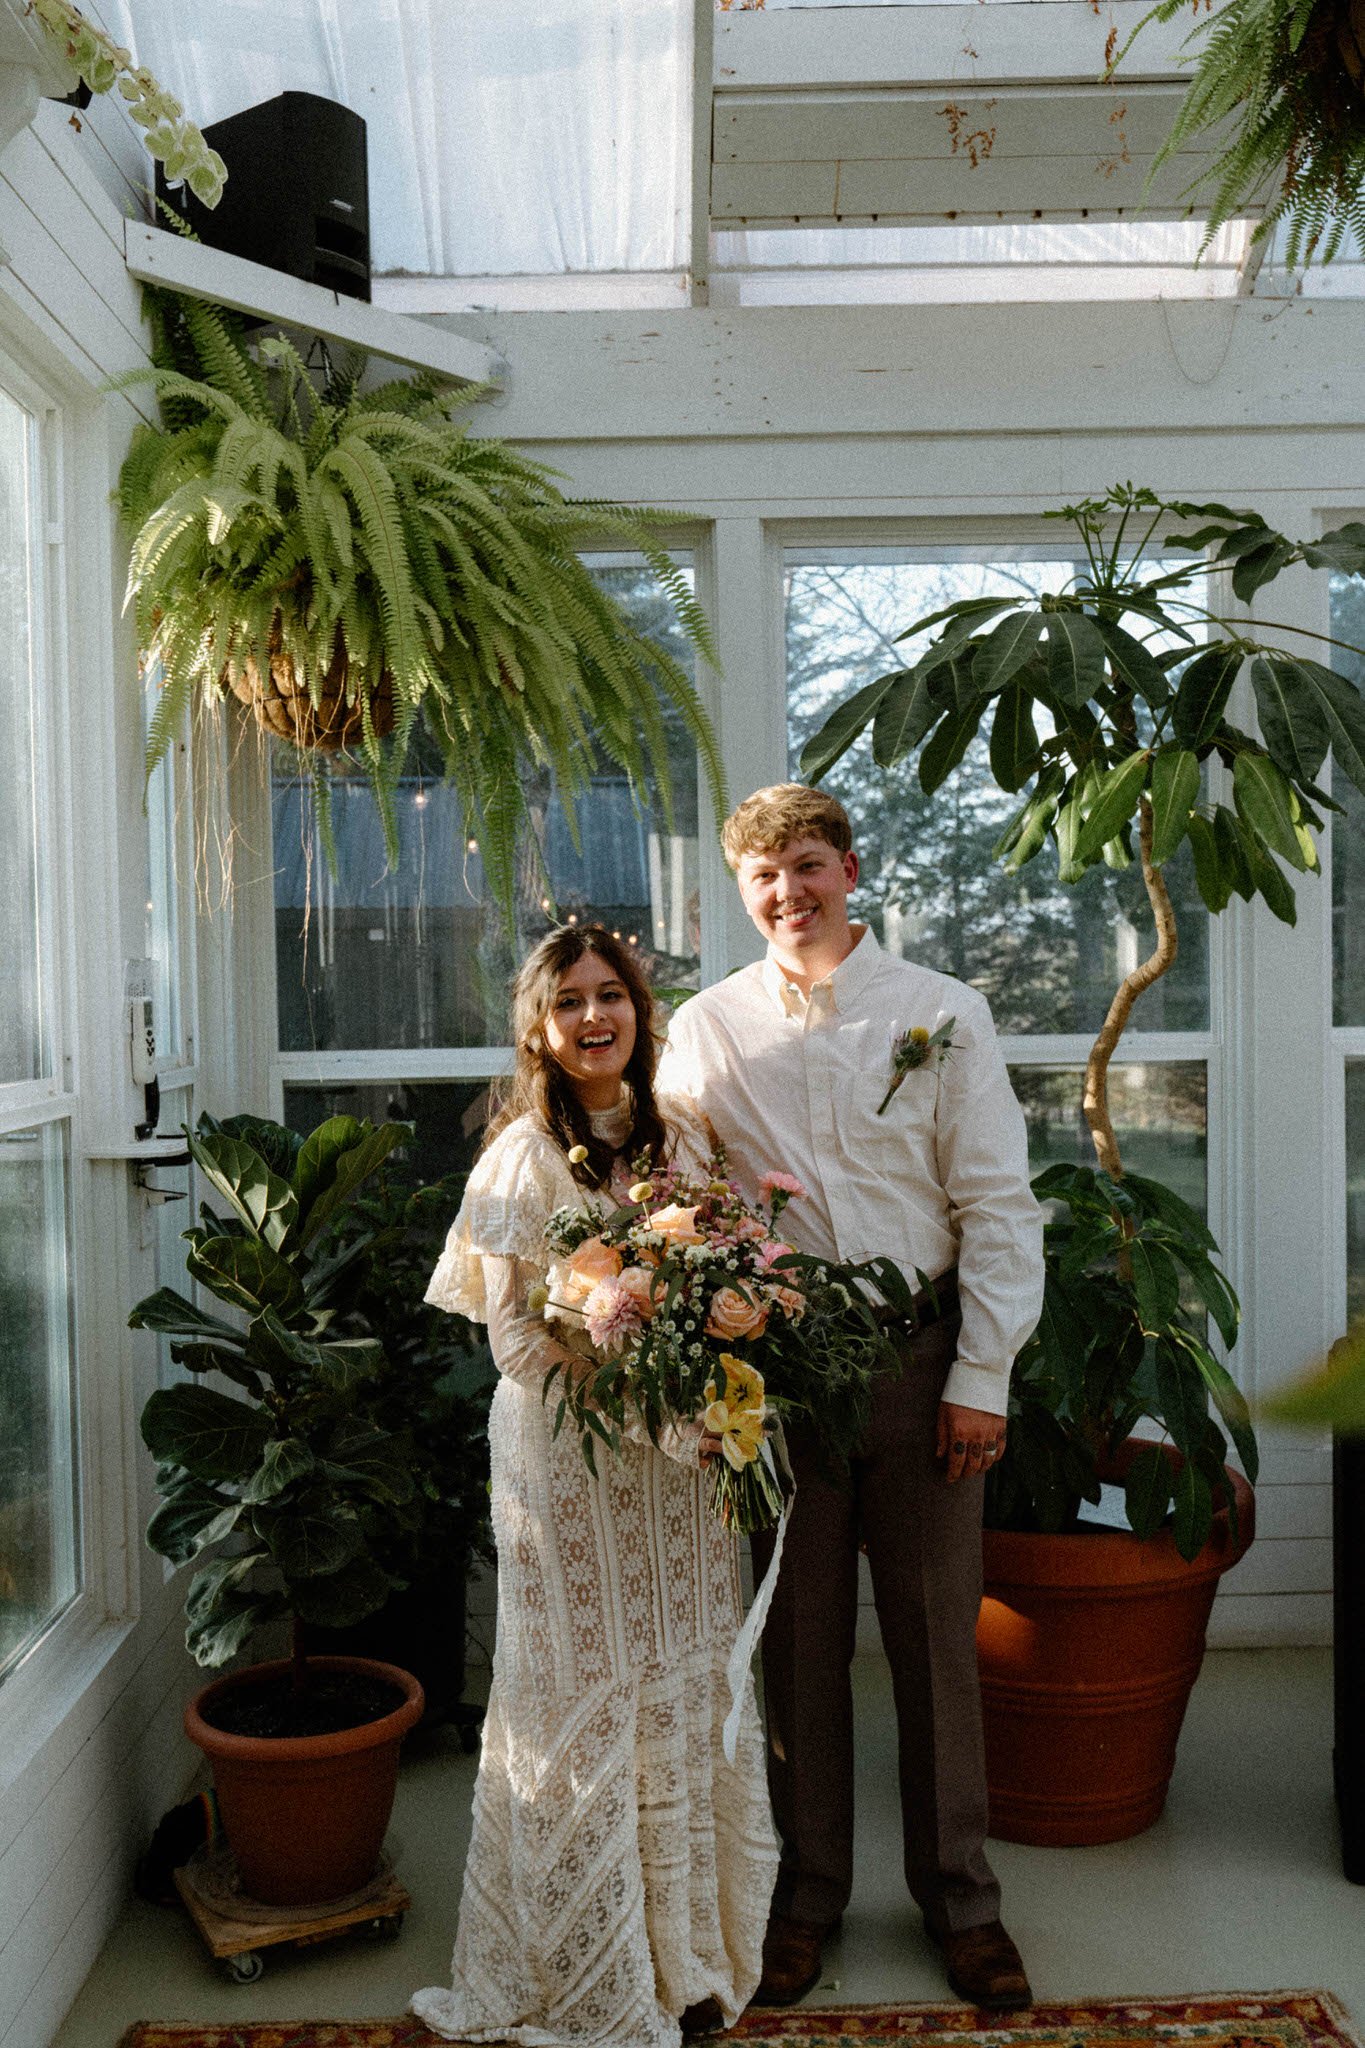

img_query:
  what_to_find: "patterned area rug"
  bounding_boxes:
[120,1990,1360,2048]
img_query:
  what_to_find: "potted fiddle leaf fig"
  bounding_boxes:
[802,482,1365,1841]
[132,1111,433,1906]
[116,287,724,921]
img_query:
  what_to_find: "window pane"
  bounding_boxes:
[1011,1062,1208,1217]
[1331,568,1365,1025]
[143,662,184,1063]
[0,385,44,1085]
[785,555,1210,1034]
[274,558,700,1052]
[283,1080,490,1191]
[0,1123,79,1680]
[1345,1060,1365,1324]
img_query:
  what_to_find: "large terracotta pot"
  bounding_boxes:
[977,1448,1254,1846]
[185,1655,423,1906]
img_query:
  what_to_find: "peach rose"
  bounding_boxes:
[618,1265,664,1320]
[648,1202,704,1246]
[561,1235,623,1304]
[765,1283,806,1322]
[704,1285,770,1342]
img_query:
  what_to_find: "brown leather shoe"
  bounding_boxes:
[680,1996,725,2037]
[933,1919,1033,2010]
[753,1914,839,2006]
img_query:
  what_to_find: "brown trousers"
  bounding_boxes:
[749,1313,1000,1935]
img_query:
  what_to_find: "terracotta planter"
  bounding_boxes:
[185,1655,423,1906]
[977,1449,1254,1846]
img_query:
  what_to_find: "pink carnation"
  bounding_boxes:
[757,1238,797,1271]
[583,1278,645,1353]
[758,1170,808,1203]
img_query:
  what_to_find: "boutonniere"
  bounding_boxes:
[877,1017,958,1116]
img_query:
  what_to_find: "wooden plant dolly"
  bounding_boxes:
[174,1842,410,1983]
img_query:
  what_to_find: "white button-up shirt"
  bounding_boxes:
[656,926,1044,1416]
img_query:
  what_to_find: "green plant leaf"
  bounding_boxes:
[1176,1334,1257,1480]
[1074,749,1151,865]
[184,1235,305,1320]
[240,1436,315,1505]
[1124,1444,1175,1538]
[972,610,1046,694]
[1249,654,1330,785]
[988,683,1041,793]
[319,1422,418,1507]
[1095,619,1171,706]
[289,1555,394,1630]
[186,1129,299,1250]
[186,1587,285,1669]
[1044,610,1106,706]
[1213,805,1255,901]
[146,1483,241,1566]
[800,672,897,783]
[1303,523,1365,576]
[1229,537,1296,602]
[253,1490,365,1579]
[1276,659,1365,801]
[127,1286,247,1351]
[892,594,1018,647]
[1233,752,1311,870]
[184,1551,260,1620]
[141,1383,272,1484]
[291,1116,408,1248]
[1240,831,1298,925]
[1131,1239,1182,1330]
[1125,1170,1218,1250]
[1171,1459,1214,1564]
[1155,1339,1208,1459]
[871,665,943,768]
[1172,645,1245,751]
[1185,812,1231,913]
[918,702,984,795]
[1148,748,1201,867]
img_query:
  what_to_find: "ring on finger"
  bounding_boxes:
[952,1440,966,1455]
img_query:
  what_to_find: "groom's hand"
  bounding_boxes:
[936,1401,1006,1484]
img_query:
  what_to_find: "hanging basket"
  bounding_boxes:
[1336,0,1365,88]
[223,623,395,756]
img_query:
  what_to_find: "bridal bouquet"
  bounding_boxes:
[534,1150,903,1534]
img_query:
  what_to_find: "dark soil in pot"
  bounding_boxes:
[200,1670,407,1740]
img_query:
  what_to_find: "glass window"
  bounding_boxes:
[0,1123,78,1680]
[785,552,1210,1035]
[0,385,44,1086]
[1331,567,1365,1025]
[274,556,701,1053]
[143,662,185,1064]
[1012,1063,1208,1218]
[1347,1060,1365,1324]
[282,1080,490,1190]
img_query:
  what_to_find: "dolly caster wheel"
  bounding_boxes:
[225,1950,264,1985]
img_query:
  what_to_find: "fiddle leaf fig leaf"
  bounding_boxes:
[241,1436,315,1505]
[292,1116,408,1247]
[185,1234,305,1320]
[146,1483,241,1566]
[187,1129,299,1250]
[141,1384,272,1485]
[253,1490,365,1578]
[289,1555,394,1630]
[1148,748,1201,867]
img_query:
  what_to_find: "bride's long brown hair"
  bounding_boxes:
[486,925,669,1189]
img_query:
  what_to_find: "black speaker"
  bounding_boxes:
[158,91,370,303]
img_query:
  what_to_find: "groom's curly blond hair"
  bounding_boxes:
[720,784,853,870]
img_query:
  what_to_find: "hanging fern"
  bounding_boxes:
[1125,0,1365,266]
[115,289,726,924]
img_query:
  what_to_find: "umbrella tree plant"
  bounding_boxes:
[802,483,1365,1555]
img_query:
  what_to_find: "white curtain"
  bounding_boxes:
[104,0,692,278]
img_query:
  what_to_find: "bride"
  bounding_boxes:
[411,924,777,2048]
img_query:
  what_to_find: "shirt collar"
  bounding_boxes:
[761,924,883,1017]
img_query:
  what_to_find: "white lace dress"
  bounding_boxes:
[411,1097,778,2048]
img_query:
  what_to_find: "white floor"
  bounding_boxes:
[50,1649,1365,2047]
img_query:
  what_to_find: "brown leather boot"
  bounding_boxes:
[932,1919,1033,2010]
[753,1914,839,2006]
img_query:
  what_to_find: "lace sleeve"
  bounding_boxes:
[424,1117,576,1322]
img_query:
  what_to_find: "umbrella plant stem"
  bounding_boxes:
[1082,794,1179,1188]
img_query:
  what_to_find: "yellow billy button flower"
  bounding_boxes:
[567,1144,589,1165]
[628,1180,654,1203]
[910,1026,930,1046]
[526,1282,550,1314]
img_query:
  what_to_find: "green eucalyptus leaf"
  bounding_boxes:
[1149,748,1201,867]
[141,1384,272,1484]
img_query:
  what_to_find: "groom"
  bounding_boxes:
[658,784,1044,2011]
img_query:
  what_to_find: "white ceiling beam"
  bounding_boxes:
[124,222,503,386]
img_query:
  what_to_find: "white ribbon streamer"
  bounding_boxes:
[722,1431,794,1765]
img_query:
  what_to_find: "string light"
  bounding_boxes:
[628,933,639,945]
[413,789,428,809]
[466,836,479,853]
[567,912,579,925]
[612,929,622,940]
